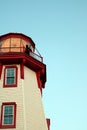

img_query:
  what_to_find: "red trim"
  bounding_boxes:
[36,71,42,94]
[0,33,35,48]
[20,63,24,79]
[0,102,17,129]
[46,119,50,130]
[0,63,3,79]
[3,66,18,88]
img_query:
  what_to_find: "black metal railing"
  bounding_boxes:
[0,47,43,62]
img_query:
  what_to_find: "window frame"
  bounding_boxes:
[0,102,17,128]
[3,66,18,87]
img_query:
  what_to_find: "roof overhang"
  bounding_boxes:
[0,52,46,88]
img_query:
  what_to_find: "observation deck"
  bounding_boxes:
[0,46,43,63]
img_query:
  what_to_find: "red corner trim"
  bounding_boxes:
[0,63,3,79]
[36,71,42,94]
[20,63,24,79]
[46,118,50,130]
[0,102,17,129]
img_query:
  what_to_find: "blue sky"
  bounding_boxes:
[0,0,87,130]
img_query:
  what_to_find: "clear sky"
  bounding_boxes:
[0,0,87,130]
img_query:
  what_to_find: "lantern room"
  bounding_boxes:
[0,33,43,62]
[0,33,35,52]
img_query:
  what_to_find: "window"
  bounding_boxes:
[1,102,16,128]
[3,66,18,87]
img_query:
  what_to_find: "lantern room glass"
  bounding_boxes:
[0,38,33,53]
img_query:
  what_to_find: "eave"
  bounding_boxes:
[0,52,46,88]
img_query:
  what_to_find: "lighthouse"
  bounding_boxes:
[0,33,50,130]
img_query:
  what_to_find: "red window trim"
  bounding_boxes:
[0,63,3,79]
[0,102,17,129]
[3,66,18,88]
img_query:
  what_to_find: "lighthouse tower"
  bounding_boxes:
[0,33,50,130]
